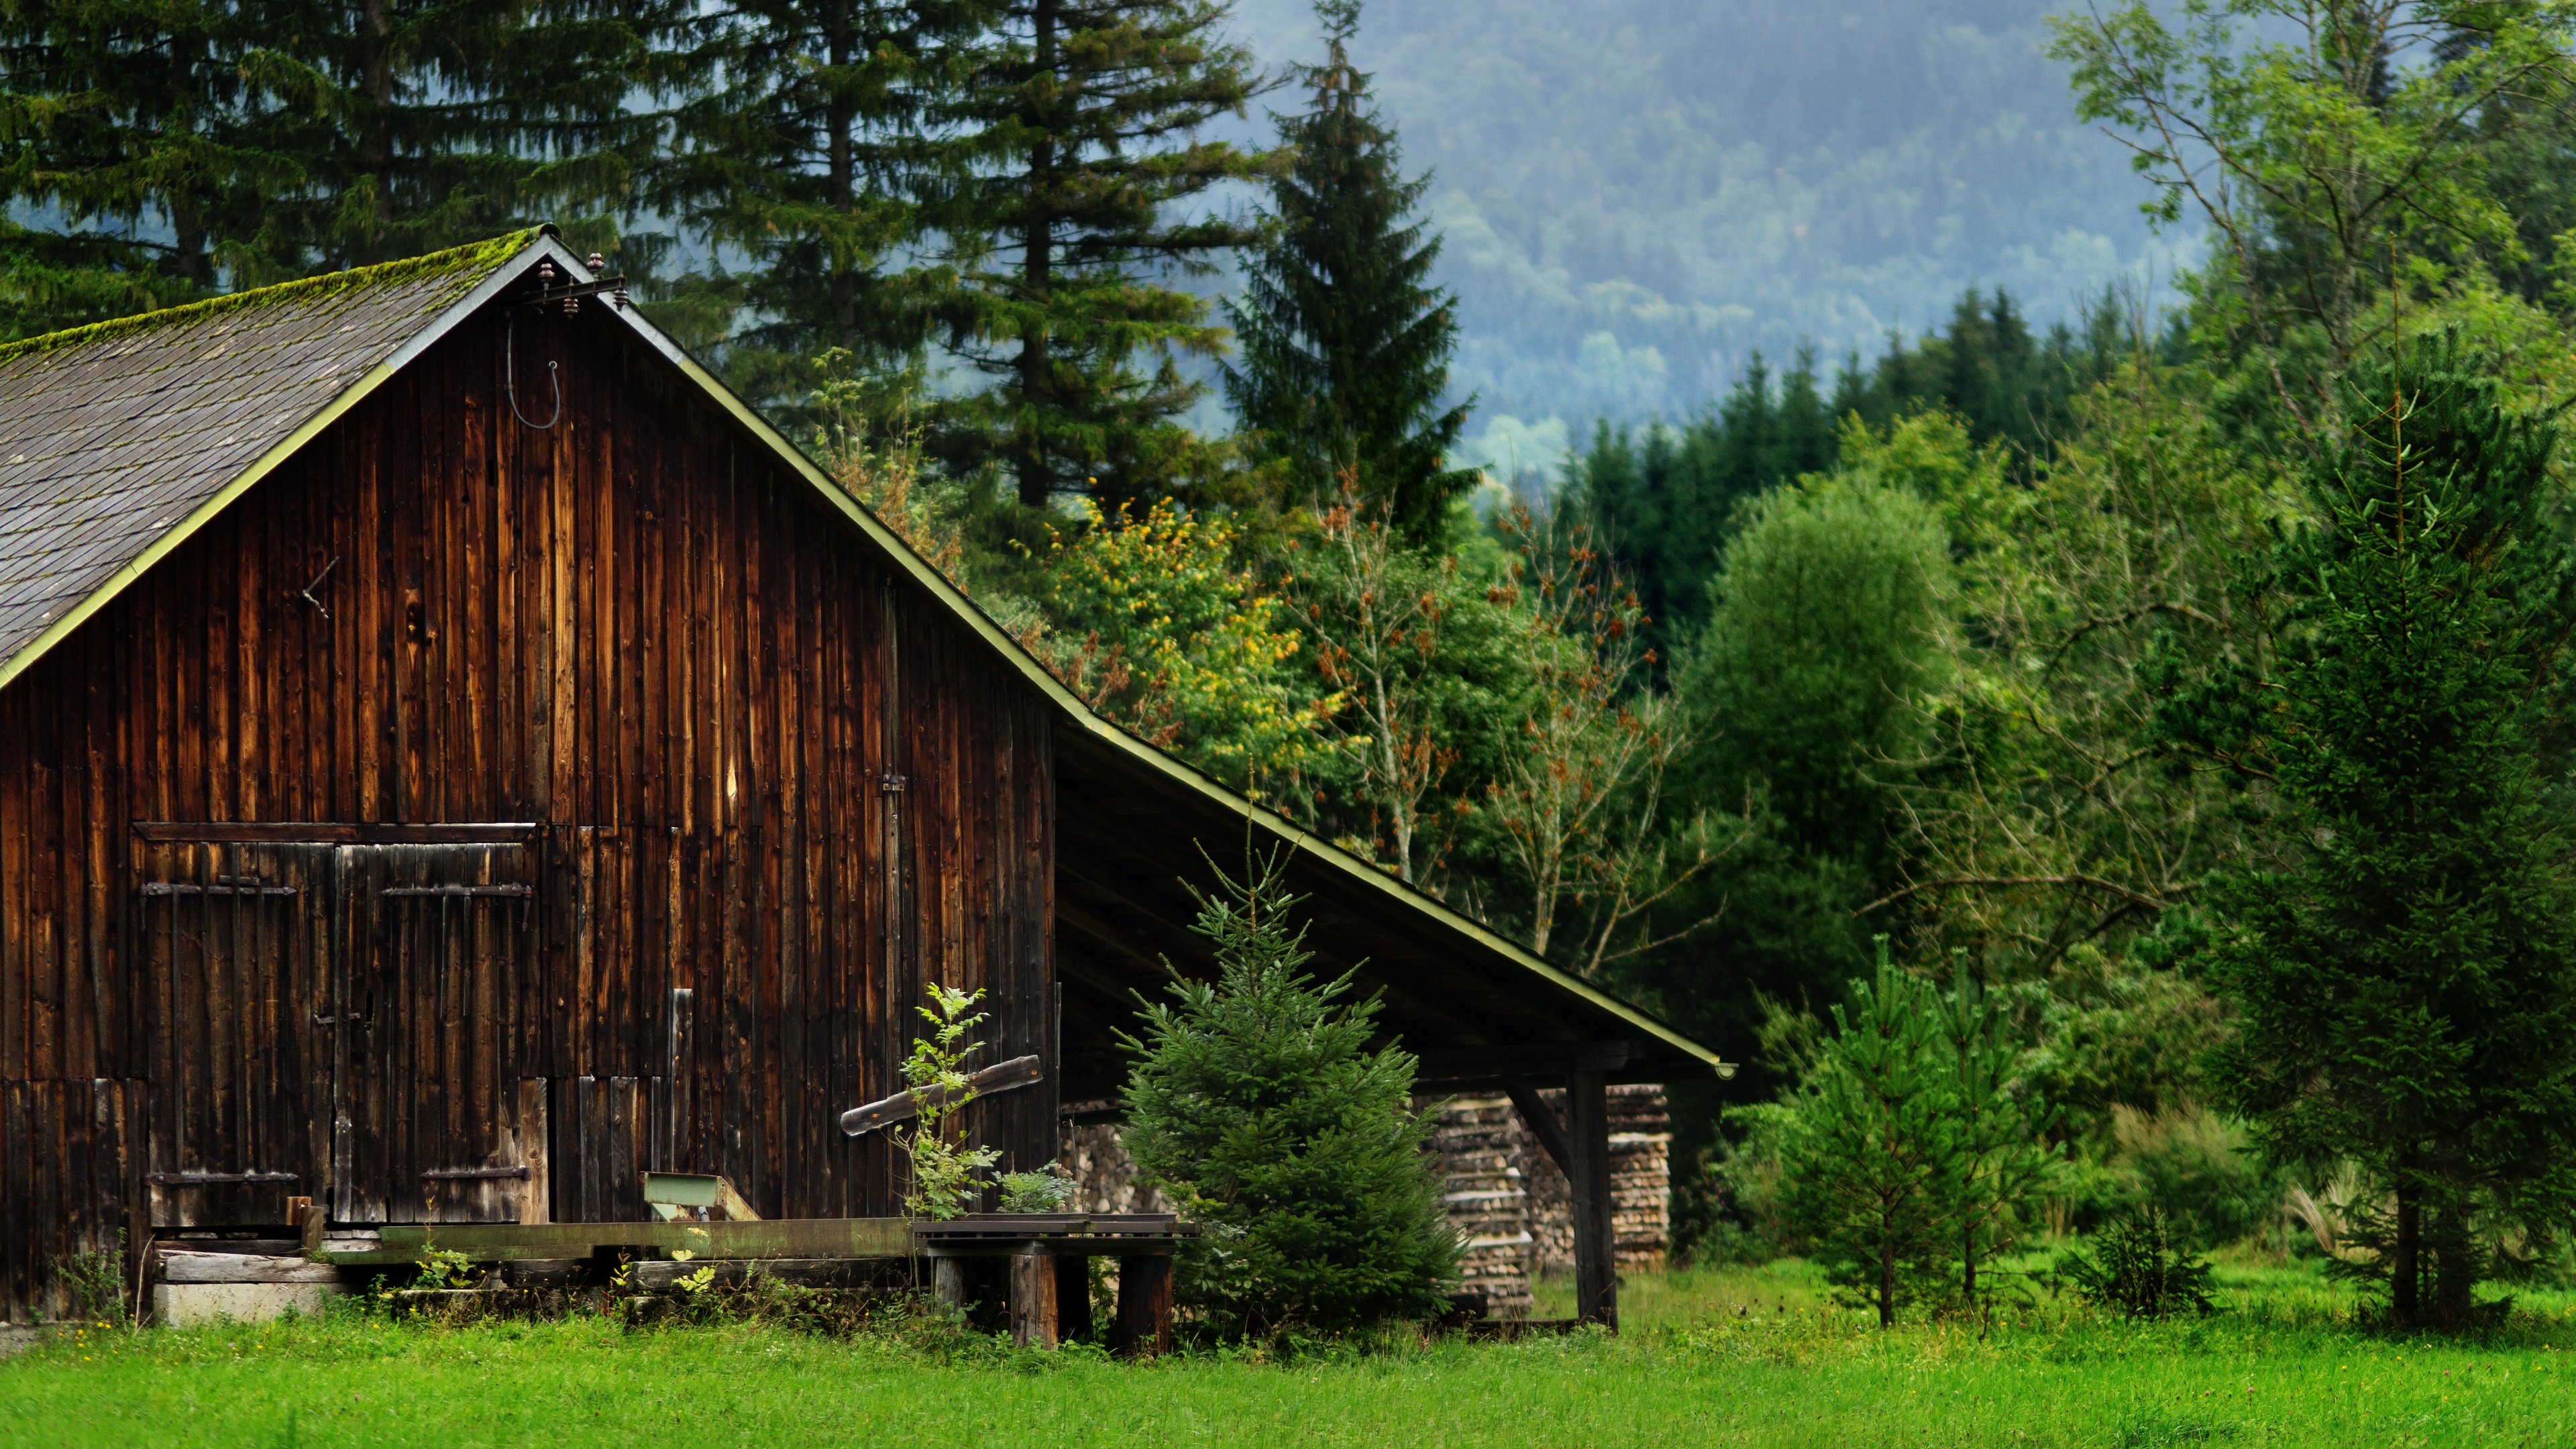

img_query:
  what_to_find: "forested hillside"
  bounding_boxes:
[1222,0,2180,467]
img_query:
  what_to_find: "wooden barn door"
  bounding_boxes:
[334,843,545,1224]
[134,842,335,1228]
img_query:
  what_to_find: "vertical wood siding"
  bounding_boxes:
[0,309,1054,1320]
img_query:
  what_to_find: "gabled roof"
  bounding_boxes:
[0,229,1731,1082]
[0,233,541,683]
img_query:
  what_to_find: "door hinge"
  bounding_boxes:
[878,772,907,794]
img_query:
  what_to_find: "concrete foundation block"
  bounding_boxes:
[152,1282,341,1326]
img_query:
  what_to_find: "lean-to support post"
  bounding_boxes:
[1567,1069,1617,1330]
[1503,1073,1619,1330]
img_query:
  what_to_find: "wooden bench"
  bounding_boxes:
[913,1214,1198,1352]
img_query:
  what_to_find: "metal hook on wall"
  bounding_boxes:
[504,307,561,431]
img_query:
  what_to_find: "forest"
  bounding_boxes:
[13,0,2576,1338]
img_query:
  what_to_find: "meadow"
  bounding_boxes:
[5,1254,2574,1448]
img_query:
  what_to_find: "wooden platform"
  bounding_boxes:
[321,1218,914,1266]
[914,1214,1191,1353]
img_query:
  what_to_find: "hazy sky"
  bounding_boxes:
[1210,0,2196,474]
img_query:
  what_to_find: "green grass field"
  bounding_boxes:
[8,1254,2576,1447]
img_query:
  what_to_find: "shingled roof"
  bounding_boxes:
[0,226,1731,1083]
[0,231,539,686]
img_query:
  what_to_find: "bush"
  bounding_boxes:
[2104,1105,2284,1249]
[2058,1207,2217,1318]
[1119,851,1460,1339]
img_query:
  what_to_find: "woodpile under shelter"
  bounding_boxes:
[0,229,1728,1330]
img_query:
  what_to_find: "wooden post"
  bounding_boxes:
[1112,1253,1172,1358]
[932,1256,965,1313]
[1010,1251,1057,1349]
[663,989,693,1171]
[1053,1254,1092,1343]
[1566,1069,1617,1330]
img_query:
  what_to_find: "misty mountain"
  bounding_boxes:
[1217,0,2190,472]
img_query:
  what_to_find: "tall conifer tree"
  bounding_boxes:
[643,0,1002,409]
[264,0,669,270]
[0,0,661,337]
[2156,333,2576,1327]
[1221,0,1469,543]
[0,0,291,333]
[936,0,1275,512]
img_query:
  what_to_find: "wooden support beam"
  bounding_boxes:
[1113,1254,1173,1358]
[338,1218,914,1265]
[1011,1252,1058,1349]
[933,1258,965,1312]
[1566,1069,1617,1330]
[1502,1076,1571,1177]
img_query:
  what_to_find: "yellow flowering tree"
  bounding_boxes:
[1034,500,1341,795]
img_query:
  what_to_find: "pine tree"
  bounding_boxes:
[2156,331,2576,1328]
[936,0,1275,512]
[1119,851,1457,1338]
[1937,963,2060,1309]
[0,0,658,336]
[1775,941,1960,1328]
[268,0,669,271]
[642,0,1002,409]
[1220,0,1470,545]
[0,0,292,333]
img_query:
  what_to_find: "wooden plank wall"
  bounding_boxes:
[0,307,1054,1320]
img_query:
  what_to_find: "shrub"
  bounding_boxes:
[898,985,1002,1219]
[2104,1104,2284,1249]
[1120,851,1459,1338]
[998,1164,1077,1214]
[2058,1207,2217,1318]
[54,1231,127,1325]
[1770,938,2061,1325]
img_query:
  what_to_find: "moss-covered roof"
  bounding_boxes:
[0,231,541,366]
[0,230,544,674]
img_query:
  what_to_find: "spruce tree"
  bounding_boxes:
[1119,851,1457,1338]
[268,0,669,271]
[2155,331,2576,1327]
[0,0,659,333]
[936,0,1275,512]
[643,0,1002,409]
[1220,0,1470,545]
[0,0,291,331]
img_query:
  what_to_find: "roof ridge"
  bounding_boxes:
[0,227,546,367]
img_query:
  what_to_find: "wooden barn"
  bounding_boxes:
[0,228,1726,1330]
